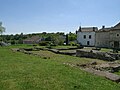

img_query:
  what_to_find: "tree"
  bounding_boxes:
[0,22,5,41]
[68,32,77,41]
[66,34,69,45]
[0,22,5,35]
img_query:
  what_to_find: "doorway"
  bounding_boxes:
[114,41,119,48]
[87,41,90,45]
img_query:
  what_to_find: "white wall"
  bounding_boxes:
[77,32,95,46]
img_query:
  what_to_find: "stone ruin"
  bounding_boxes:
[76,49,120,61]
[11,47,120,82]
[77,61,120,73]
[0,41,10,46]
[77,61,120,82]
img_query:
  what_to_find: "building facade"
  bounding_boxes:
[77,22,120,49]
[77,26,98,46]
[23,36,41,44]
[109,23,120,49]
[95,26,110,48]
[95,22,120,49]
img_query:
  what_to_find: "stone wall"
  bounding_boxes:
[95,31,110,48]
[49,49,76,55]
[76,49,120,61]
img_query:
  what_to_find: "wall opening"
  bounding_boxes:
[87,41,90,45]
[114,41,119,48]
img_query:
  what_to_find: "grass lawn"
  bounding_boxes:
[30,50,106,65]
[48,45,77,49]
[0,46,120,90]
[100,48,112,52]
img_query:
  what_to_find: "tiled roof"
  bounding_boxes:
[113,22,120,29]
[98,28,111,32]
[78,27,98,32]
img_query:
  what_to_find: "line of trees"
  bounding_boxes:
[1,32,77,45]
[0,21,77,45]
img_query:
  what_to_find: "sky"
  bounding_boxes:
[0,0,120,34]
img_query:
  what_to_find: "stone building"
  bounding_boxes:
[77,26,98,46]
[95,22,120,49]
[109,22,120,49]
[95,26,110,48]
[77,22,120,49]
[23,36,41,44]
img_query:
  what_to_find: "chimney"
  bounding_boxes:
[78,26,81,31]
[76,30,77,34]
[93,27,95,31]
[102,25,105,29]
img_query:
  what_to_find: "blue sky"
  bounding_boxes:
[0,0,120,34]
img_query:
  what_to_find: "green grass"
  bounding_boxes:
[50,45,77,49]
[115,71,120,75]
[100,48,112,52]
[8,44,34,48]
[31,50,106,65]
[0,46,120,90]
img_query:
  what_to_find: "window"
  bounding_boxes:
[89,35,91,39]
[111,44,113,46]
[83,35,86,39]
[117,34,119,37]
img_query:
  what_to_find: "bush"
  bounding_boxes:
[69,42,76,46]
[33,44,37,46]
[10,40,16,45]
[39,41,50,46]
[77,44,84,49]
[50,43,57,46]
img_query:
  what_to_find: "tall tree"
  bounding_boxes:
[0,22,5,41]
[0,22,5,35]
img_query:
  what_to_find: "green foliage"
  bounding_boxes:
[51,35,64,45]
[10,40,16,44]
[69,41,76,46]
[43,33,65,45]
[18,38,23,44]
[39,41,51,46]
[77,43,84,49]
[68,32,77,41]
[2,32,65,45]
[0,22,5,35]
[2,33,26,44]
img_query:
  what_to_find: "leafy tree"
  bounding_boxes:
[45,36,52,41]
[0,22,5,35]
[18,38,23,44]
[68,32,77,41]
[0,22,5,41]
[14,34,20,40]
[66,34,69,45]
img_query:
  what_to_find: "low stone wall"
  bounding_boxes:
[49,49,76,55]
[76,50,120,61]
[84,68,120,83]
[64,62,120,83]
[57,47,78,50]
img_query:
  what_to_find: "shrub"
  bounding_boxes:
[10,40,16,45]
[77,44,84,49]
[33,44,37,46]
[39,41,50,46]
[69,42,76,46]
